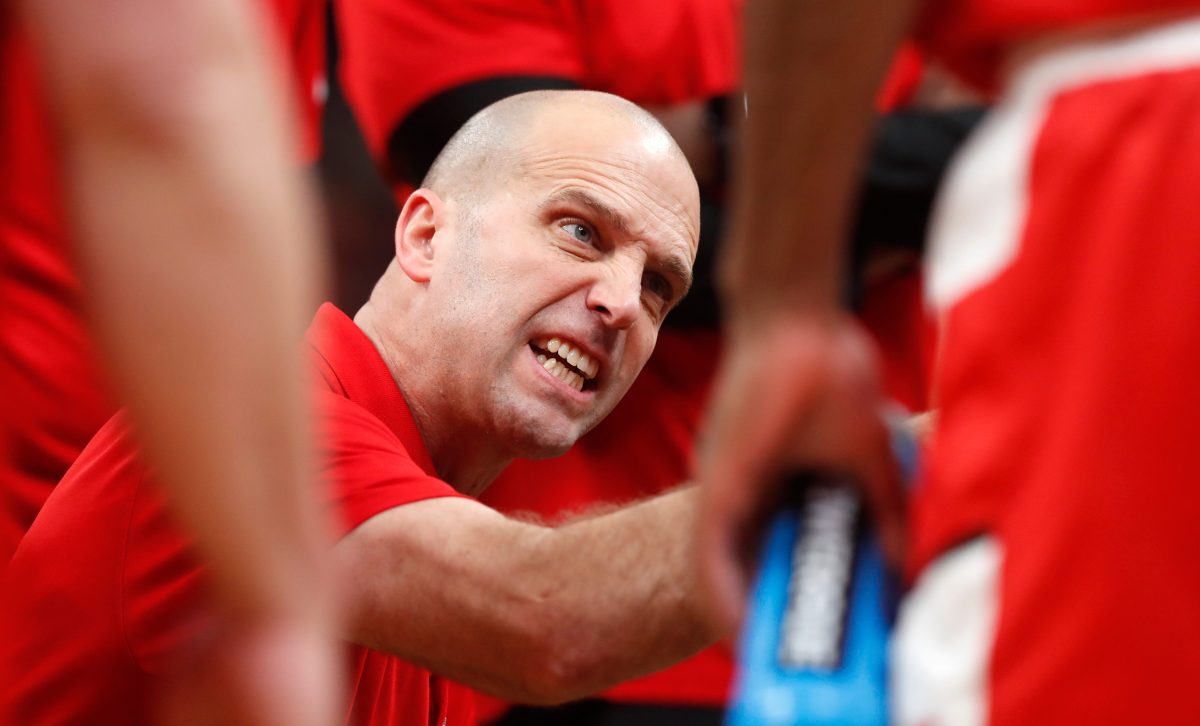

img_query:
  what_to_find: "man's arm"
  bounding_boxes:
[336,488,716,704]
[18,0,337,722]
[697,0,920,631]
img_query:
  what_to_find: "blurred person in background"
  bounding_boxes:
[1,0,338,722]
[699,1,1200,724]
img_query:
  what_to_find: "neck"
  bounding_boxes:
[354,298,511,497]
[415,418,513,497]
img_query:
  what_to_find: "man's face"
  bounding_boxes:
[424,114,700,459]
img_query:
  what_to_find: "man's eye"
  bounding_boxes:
[561,222,594,245]
[643,272,674,303]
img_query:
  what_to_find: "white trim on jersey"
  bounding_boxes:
[892,536,1002,726]
[925,14,1200,312]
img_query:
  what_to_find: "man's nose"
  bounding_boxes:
[586,264,641,330]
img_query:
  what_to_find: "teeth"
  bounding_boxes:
[568,372,582,391]
[535,336,599,381]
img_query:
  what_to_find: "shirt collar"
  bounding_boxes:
[306,303,438,477]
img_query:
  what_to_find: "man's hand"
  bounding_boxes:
[696,311,906,633]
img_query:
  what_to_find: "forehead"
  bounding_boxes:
[515,135,701,262]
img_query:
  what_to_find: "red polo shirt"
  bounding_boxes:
[0,304,472,725]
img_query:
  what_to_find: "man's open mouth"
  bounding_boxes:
[530,337,599,393]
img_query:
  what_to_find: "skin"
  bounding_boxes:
[344,91,718,702]
[697,0,919,632]
[357,91,700,494]
[15,0,339,723]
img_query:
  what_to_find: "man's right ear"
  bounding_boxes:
[394,189,445,283]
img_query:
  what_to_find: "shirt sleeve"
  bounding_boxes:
[317,393,463,538]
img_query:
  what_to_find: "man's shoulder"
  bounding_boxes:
[313,388,461,538]
[33,411,145,522]
[314,387,412,455]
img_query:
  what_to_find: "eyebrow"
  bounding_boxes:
[543,188,635,238]
[659,252,694,303]
[541,188,694,298]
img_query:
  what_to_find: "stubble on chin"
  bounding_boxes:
[486,385,581,461]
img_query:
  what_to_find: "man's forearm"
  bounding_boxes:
[721,0,918,319]
[697,1,921,631]
[522,487,716,700]
[340,489,716,705]
[20,0,329,622]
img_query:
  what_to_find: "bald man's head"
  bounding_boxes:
[421,90,692,207]
[357,89,701,484]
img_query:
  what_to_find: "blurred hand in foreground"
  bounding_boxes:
[696,310,907,633]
